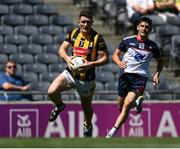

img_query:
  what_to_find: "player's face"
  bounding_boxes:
[137,21,151,37]
[79,16,93,35]
[5,62,17,76]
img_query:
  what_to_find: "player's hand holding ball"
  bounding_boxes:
[71,57,85,70]
[66,56,75,71]
[70,56,86,73]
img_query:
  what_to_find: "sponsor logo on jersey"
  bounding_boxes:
[73,47,90,56]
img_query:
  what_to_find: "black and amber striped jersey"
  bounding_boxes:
[65,28,108,81]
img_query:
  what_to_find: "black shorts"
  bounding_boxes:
[118,73,148,97]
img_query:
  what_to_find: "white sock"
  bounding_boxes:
[108,127,118,137]
[136,96,143,106]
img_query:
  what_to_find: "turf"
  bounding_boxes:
[0,137,180,148]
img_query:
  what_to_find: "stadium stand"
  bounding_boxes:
[35,53,59,64]
[149,93,173,100]
[0,0,179,101]
[156,25,180,56]
[54,32,66,44]
[11,4,34,16]
[0,25,13,36]
[0,44,18,54]
[23,63,48,74]
[0,0,21,5]
[171,34,180,65]
[0,54,8,63]
[2,15,25,26]
[43,44,59,54]
[48,63,66,73]
[22,0,44,5]
[5,34,28,45]
[35,4,58,16]
[105,81,118,91]
[0,4,9,16]
[30,34,53,45]
[40,72,59,82]
[96,81,105,91]
[15,25,38,36]
[51,15,74,27]
[26,14,49,26]
[31,81,51,94]
[96,71,115,84]
[19,44,43,55]
[39,25,63,36]
[0,36,3,44]
[9,53,34,64]
[21,72,39,84]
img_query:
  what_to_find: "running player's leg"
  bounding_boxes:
[117,95,125,112]
[80,94,94,137]
[48,72,73,122]
[106,96,125,138]
[133,75,147,113]
[135,95,144,113]
[76,80,95,137]
[106,92,138,138]
[114,92,138,128]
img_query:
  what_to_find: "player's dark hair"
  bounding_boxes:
[79,10,93,20]
[137,16,152,29]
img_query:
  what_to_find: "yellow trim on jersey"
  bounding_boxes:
[71,28,78,57]
[74,32,82,48]
[91,34,99,61]
[83,35,91,50]
[79,33,90,79]
[71,28,78,41]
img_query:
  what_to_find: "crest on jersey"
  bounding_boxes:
[73,47,90,56]
[139,43,145,49]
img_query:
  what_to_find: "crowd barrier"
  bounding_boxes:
[0,100,179,138]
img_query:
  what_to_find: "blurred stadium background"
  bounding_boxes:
[0,0,180,147]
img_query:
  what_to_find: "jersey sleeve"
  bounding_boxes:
[0,73,7,86]
[118,38,128,52]
[152,42,161,59]
[96,35,108,53]
[64,29,73,44]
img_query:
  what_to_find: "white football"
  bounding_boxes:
[71,57,84,70]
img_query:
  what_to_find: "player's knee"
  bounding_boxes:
[123,100,133,109]
[48,86,56,97]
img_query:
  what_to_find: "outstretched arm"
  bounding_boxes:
[89,50,109,67]
[112,48,126,69]
[58,41,75,70]
[2,83,30,91]
[153,57,164,86]
[79,50,109,71]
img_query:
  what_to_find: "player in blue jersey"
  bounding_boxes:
[106,17,164,138]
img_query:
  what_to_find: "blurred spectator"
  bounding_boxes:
[73,0,82,6]
[73,0,91,7]
[0,60,32,101]
[154,0,178,21]
[175,0,180,14]
[126,0,155,33]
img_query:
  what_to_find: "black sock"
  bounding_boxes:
[56,102,64,109]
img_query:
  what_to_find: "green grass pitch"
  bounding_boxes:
[0,137,180,148]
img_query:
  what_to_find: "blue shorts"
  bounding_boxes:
[118,73,147,97]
